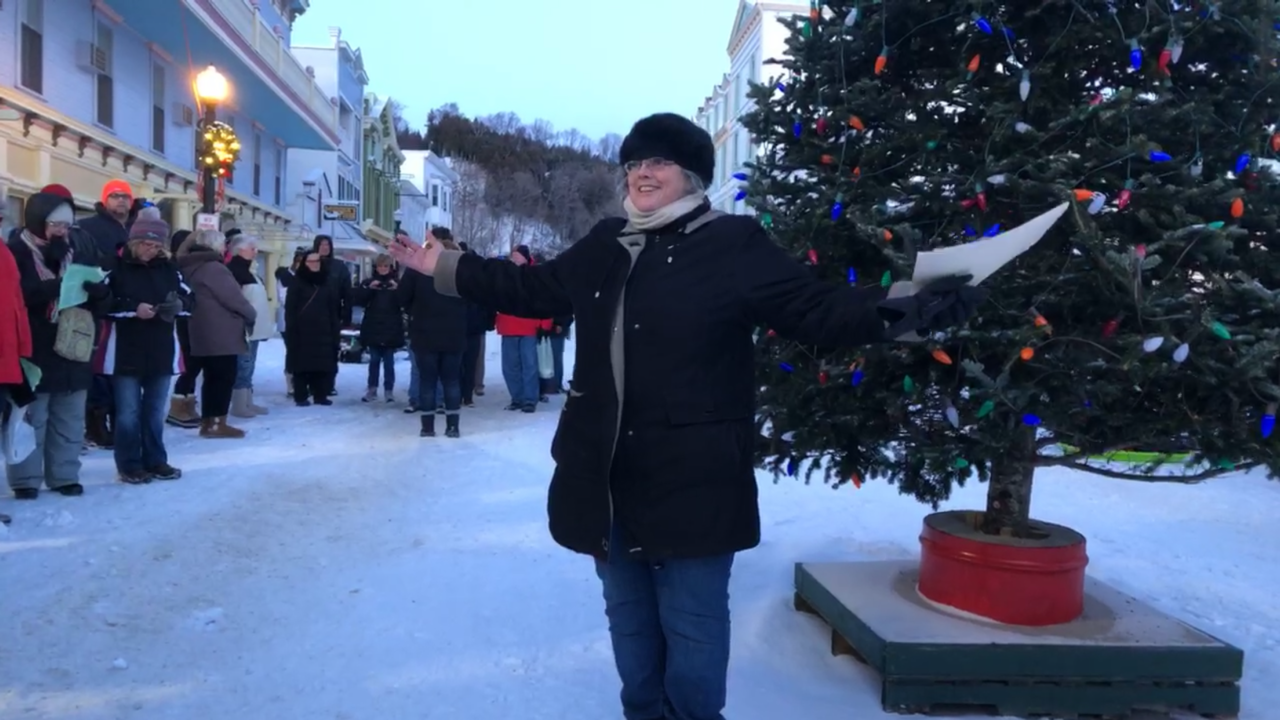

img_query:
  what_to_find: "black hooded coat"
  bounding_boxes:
[284,261,341,375]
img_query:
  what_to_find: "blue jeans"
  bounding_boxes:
[366,346,397,390]
[500,336,539,407]
[111,374,171,474]
[233,340,260,390]
[408,350,419,405]
[551,334,567,388]
[415,351,462,412]
[595,524,734,720]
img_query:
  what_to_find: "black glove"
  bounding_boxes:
[156,292,183,323]
[876,274,988,336]
[82,281,111,301]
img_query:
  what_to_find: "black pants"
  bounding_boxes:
[460,334,482,403]
[193,354,238,418]
[173,319,201,396]
[293,371,333,402]
[416,350,463,412]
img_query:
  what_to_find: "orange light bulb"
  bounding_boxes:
[1019,347,1034,360]
[931,349,954,365]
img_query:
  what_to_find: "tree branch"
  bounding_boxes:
[1034,457,1259,482]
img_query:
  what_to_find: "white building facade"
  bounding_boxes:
[396,178,429,243]
[284,26,373,254]
[400,150,458,233]
[694,0,804,214]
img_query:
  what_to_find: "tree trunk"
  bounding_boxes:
[980,428,1036,537]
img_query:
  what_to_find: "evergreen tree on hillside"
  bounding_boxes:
[739,0,1280,535]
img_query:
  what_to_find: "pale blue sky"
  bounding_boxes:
[291,0,742,140]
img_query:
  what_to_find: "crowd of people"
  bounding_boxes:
[0,179,571,512]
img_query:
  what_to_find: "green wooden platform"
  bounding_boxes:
[794,560,1243,718]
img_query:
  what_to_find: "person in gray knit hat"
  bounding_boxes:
[389,111,989,718]
[101,207,192,483]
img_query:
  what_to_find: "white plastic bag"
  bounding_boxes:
[536,337,555,380]
[4,401,36,465]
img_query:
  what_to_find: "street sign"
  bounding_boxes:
[322,202,358,221]
[195,213,218,231]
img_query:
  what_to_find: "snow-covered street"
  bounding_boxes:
[1,336,1278,719]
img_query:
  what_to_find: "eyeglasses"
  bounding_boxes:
[623,157,676,173]
[46,221,71,231]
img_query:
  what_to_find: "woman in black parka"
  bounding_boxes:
[389,113,986,720]
[284,251,340,406]
[396,228,467,438]
[352,253,405,403]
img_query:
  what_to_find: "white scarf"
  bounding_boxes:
[622,193,709,232]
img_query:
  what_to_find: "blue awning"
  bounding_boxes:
[113,0,338,151]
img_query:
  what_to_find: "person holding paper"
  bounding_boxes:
[388,111,986,720]
[5,192,112,500]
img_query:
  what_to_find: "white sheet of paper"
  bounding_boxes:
[912,202,1069,287]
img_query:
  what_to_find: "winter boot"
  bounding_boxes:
[384,388,394,403]
[445,413,460,438]
[362,387,377,402]
[419,414,435,437]
[200,417,246,439]
[247,389,269,415]
[166,395,200,428]
[285,372,294,398]
[230,389,256,418]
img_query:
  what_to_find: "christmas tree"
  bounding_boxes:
[740,0,1280,537]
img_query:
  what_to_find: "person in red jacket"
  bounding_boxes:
[497,245,551,412]
[1,221,34,524]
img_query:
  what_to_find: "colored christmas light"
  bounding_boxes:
[984,224,1001,237]
[1033,314,1048,328]
[1102,318,1120,337]
[903,375,915,393]
[1019,347,1034,360]
[807,249,819,264]
[1158,45,1173,73]
[967,54,981,76]
[931,349,953,364]
[793,121,803,137]
[1019,69,1031,101]
[974,15,992,34]
[847,267,856,283]
[831,197,844,219]
[953,458,970,469]
[1211,321,1231,339]
[843,7,857,26]
[1234,152,1250,173]
[818,370,829,385]
[1142,336,1164,352]
[780,362,794,372]
[1230,197,1244,218]
[1149,150,1172,162]
[976,400,994,418]
[848,115,865,131]
[1022,413,1041,426]
[1172,343,1190,363]
[787,458,798,475]
[880,271,892,287]
[850,369,864,386]
[944,403,960,427]
[1087,193,1106,214]
[1263,413,1276,438]
[1117,180,1134,209]
[816,117,827,134]
[875,46,888,74]
[1129,39,1143,70]
[732,172,747,181]
[734,189,746,201]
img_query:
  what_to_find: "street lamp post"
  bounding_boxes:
[393,208,404,234]
[194,65,229,214]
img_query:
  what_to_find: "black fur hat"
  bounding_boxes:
[619,113,715,187]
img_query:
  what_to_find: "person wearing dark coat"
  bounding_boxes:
[164,230,202,429]
[100,211,192,483]
[352,253,405,402]
[387,112,988,720]
[312,234,351,395]
[285,250,341,406]
[396,228,467,438]
[460,284,496,407]
[6,192,113,500]
[74,179,141,448]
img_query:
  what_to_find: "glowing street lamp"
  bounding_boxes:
[194,65,233,213]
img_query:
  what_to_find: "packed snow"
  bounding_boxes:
[0,336,1276,719]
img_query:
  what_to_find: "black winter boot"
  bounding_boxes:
[419,414,435,437]
[445,413,460,438]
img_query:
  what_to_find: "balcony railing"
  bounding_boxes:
[203,0,339,139]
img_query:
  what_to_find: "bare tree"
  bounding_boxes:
[451,161,501,255]
[479,112,523,135]
[555,128,593,153]
[596,133,624,162]
[527,119,556,145]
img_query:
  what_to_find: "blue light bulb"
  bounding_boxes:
[975,17,992,34]
[1149,150,1172,162]
[1235,152,1251,174]
[779,362,794,373]
[831,202,843,220]
[1263,414,1275,438]
[847,267,857,283]
[734,189,746,201]
[1021,413,1041,426]
[851,369,864,386]
[984,224,1001,237]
